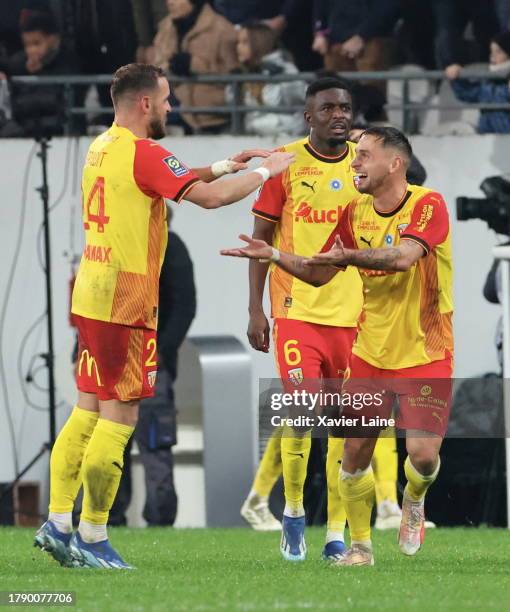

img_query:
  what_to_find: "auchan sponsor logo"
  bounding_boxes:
[294,202,342,224]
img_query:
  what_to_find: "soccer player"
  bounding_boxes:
[34,63,294,569]
[222,126,453,566]
[240,77,363,561]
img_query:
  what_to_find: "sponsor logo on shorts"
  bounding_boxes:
[78,349,102,386]
[147,370,157,388]
[163,155,189,177]
[432,411,444,424]
[421,385,432,396]
[287,368,303,386]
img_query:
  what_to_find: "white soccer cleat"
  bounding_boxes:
[333,543,374,567]
[398,492,425,556]
[375,500,402,530]
[241,496,281,531]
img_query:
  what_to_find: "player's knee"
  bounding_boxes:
[342,437,374,472]
[407,449,439,476]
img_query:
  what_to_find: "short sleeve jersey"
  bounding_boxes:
[322,184,454,368]
[252,137,363,327]
[71,124,200,330]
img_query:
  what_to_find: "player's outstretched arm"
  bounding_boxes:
[306,236,425,272]
[183,151,295,209]
[221,235,338,287]
[247,217,275,353]
[191,149,272,183]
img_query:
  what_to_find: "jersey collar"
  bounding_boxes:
[304,140,349,163]
[373,188,412,217]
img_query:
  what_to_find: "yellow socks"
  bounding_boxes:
[404,456,440,502]
[281,429,311,516]
[372,432,398,505]
[326,436,346,537]
[340,467,375,544]
[252,426,283,498]
[81,418,134,527]
[49,406,99,526]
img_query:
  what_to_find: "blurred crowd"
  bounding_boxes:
[1,0,510,137]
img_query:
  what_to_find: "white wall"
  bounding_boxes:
[0,134,506,496]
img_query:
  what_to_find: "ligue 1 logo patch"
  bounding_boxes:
[163,155,189,177]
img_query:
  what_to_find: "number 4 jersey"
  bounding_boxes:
[72,123,200,330]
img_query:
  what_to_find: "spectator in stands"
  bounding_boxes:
[0,11,81,137]
[311,0,400,74]
[152,0,238,133]
[131,0,168,63]
[73,0,137,127]
[495,0,510,32]
[445,32,510,133]
[432,0,499,68]
[212,1,285,25]
[230,21,305,136]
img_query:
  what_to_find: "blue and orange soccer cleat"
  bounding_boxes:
[322,540,347,561]
[280,515,306,561]
[69,531,134,569]
[34,520,74,567]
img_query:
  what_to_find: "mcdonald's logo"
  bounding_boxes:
[78,349,102,386]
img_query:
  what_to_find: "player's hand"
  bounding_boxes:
[261,151,296,177]
[227,149,272,172]
[445,64,462,80]
[247,310,270,352]
[312,33,328,55]
[341,35,364,59]
[305,235,348,267]
[220,234,273,260]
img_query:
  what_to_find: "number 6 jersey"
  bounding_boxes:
[72,123,200,329]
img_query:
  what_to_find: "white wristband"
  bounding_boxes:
[253,167,270,182]
[211,158,236,177]
[259,247,280,263]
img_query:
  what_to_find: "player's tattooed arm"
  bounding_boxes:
[221,235,338,287]
[306,236,425,272]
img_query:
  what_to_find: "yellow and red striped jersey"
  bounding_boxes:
[72,124,200,330]
[252,137,363,327]
[323,185,453,369]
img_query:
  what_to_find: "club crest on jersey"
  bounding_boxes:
[147,370,157,388]
[397,223,409,235]
[287,368,303,386]
[163,155,189,177]
[330,179,342,191]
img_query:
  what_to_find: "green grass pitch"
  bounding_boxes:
[1,527,509,610]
